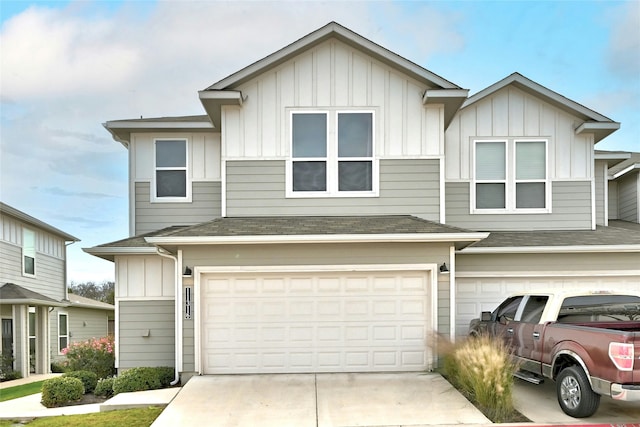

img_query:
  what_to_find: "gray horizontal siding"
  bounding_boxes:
[225,159,440,221]
[183,318,195,372]
[135,181,221,234]
[595,161,606,226]
[618,174,638,222]
[183,242,451,268]
[118,300,175,369]
[608,182,619,220]
[0,241,66,300]
[457,252,640,274]
[50,307,111,361]
[445,181,592,231]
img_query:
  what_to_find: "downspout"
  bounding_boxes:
[155,248,181,386]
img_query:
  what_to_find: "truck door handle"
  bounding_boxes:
[507,328,514,335]
[533,332,540,339]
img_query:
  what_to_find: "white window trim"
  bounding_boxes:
[471,138,551,214]
[286,109,379,198]
[152,138,191,203]
[22,228,36,278]
[58,312,68,355]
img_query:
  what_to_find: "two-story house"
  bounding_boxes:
[0,202,79,378]
[86,22,640,380]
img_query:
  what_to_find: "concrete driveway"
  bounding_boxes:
[151,373,490,427]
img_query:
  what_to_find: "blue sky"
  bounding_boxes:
[1,0,639,282]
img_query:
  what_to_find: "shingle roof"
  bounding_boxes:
[165,215,474,237]
[96,226,188,248]
[466,220,640,249]
[68,294,115,310]
[0,283,66,306]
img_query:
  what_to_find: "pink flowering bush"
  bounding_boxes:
[62,336,115,379]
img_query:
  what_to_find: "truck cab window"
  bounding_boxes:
[520,295,548,323]
[494,296,523,323]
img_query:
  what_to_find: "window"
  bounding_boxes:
[519,296,548,323]
[58,313,68,354]
[289,110,376,196]
[22,229,35,276]
[473,139,548,213]
[155,139,187,200]
[494,296,524,322]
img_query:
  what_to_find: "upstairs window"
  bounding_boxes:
[23,229,36,276]
[289,110,376,197]
[473,139,549,213]
[155,139,188,200]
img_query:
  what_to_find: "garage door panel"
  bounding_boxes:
[202,270,432,373]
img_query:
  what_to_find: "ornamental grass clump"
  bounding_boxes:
[62,336,115,379]
[442,335,518,423]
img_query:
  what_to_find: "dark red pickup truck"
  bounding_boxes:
[469,290,640,417]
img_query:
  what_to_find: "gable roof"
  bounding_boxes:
[85,216,488,261]
[205,22,461,91]
[103,115,214,148]
[461,73,620,143]
[0,202,79,242]
[0,283,67,307]
[608,152,640,179]
[67,294,114,311]
[199,22,468,129]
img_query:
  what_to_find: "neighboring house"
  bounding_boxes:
[600,151,640,224]
[50,294,115,362]
[0,202,79,378]
[86,22,640,379]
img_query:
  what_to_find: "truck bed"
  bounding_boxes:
[557,320,640,332]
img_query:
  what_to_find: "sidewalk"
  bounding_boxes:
[0,375,179,420]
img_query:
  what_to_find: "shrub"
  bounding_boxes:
[50,360,68,373]
[155,366,175,387]
[113,367,175,395]
[62,336,115,379]
[0,354,22,382]
[63,370,98,393]
[94,377,115,398]
[41,376,84,407]
[441,335,518,423]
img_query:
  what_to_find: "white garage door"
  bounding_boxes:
[201,270,432,374]
[456,276,640,337]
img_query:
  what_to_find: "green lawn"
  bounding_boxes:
[0,381,44,402]
[0,407,163,427]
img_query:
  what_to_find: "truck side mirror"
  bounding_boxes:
[481,311,492,321]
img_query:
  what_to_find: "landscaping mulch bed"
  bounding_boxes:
[48,393,108,407]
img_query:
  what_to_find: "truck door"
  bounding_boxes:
[513,295,548,373]
[491,296,524,348]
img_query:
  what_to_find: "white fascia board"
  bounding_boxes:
[458,245,640,254]
[595,151,631,160]
[208,23,459,90]
[104,120,214,129]
[2,299,68,307]
[422,89,469,103]
[82,247,160,261]
[455,270,640,278]
[612,163,640,179]
[197,90,244,104]
[145,232,490,245]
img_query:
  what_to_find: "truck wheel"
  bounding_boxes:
[556,366,600,418]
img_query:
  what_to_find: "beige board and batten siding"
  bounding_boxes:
[222,38,444,160]
[445,181,592,230]
[134,182,221,235]
[618,173,639,223]
[445,85,594,181]
[225,159,441,219]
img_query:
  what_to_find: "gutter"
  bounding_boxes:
[155,248,181,386]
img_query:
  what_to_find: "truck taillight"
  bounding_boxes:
[609,342,634,371]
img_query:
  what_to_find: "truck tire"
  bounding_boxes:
[556,366,600,418]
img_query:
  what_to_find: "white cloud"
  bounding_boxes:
[605,0,640,80]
